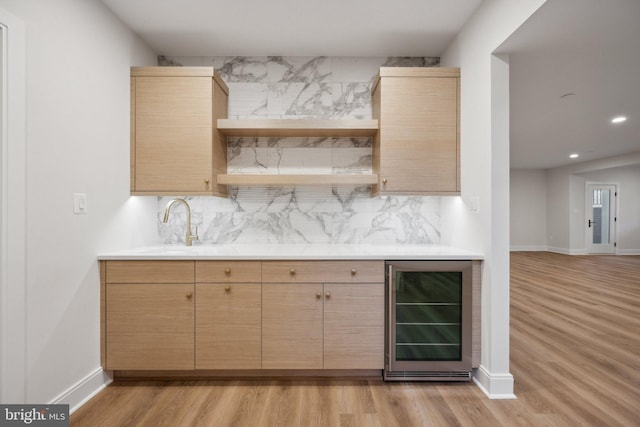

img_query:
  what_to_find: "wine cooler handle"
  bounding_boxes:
[387,264,394,369]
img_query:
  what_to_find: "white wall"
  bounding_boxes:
[0,0,157,407]
[546,151,640,254]
[510,169,547,250]
[440,0,547,397]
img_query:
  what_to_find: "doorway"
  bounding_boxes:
[585,184,617,254]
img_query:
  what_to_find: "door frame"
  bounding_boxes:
[584,182,617,254]
[0,7,27,404]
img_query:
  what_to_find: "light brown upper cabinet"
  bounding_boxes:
[130,67,229,196]
[372,68,460,196]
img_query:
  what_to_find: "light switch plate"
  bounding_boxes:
[73,193,88,214]
[469,196,480,214]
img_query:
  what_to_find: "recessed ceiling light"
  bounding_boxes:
[611,116,627,123]
[569,153,579,159]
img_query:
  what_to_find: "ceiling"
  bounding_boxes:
[101,0,640,170]
[499,0,640,169]
[99,0,482,57]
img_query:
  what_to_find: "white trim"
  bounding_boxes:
[487,53,514,397]
[547,246,588,255]
[547,246,571,254]
[472,365,517,399]
[510,245,547,252]
[549,246,638,255]
[0,7,27,404]
[50,368,113,414]
[617,249,640,255]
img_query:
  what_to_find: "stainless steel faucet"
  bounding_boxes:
[162,198,199,246]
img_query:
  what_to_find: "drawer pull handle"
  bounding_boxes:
[382,178,388,185]
[225,268,231,276]
[290,269,296,276]
[225,286,230,292]
[316,292,321,299]
[186,292,193,299]
[351,269,357,276]
[325,292,331,299]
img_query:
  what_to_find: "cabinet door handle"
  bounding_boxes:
[325,292,331,299]
[186,292,193,299]
[224,286,231,292]
[204,178,210,185]
[382,178,388,185]
[316,292,321,299]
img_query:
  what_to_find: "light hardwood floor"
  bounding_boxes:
[72,252,640,426]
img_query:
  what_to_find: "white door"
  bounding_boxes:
[585,184,616,254]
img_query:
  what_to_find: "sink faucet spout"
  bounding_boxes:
[162,198,199,246]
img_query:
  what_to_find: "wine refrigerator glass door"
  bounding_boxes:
[387,261,472,373]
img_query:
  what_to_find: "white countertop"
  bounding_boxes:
[98,244,483,261]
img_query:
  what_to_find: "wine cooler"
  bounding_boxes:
[384,260,473,381]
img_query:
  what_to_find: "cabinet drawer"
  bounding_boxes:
[196,261,261,283]
[262,261,384,283]
[105,261,194,284]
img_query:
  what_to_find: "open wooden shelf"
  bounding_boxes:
[217,119,379,137]
[217,174,378,186]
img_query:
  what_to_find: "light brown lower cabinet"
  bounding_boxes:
[262,283,324,369]
[195,282,262,369]
[195,261,262,369]
[323,283,384,369]
[101,260,385,372]
[261,282,384,370]
[105,282,195,370]
[103,260,196,371]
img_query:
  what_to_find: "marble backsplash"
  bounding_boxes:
[156,56,442,245]
[158,190,441,245]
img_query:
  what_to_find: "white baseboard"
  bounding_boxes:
[510,245,547,251]
[472,365,516,399]
[548,246,639,256]
[546,246,588,255]
[618,249,640,255]
[50,368,112,414]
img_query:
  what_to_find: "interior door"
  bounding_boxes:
[585,184,616,254]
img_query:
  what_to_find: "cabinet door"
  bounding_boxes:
[196,283,261,369]
[377,74,459,195]
[262,283,323,369]
[323,283,385,369]
[133,75,213,193]
[105,283,194,370]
